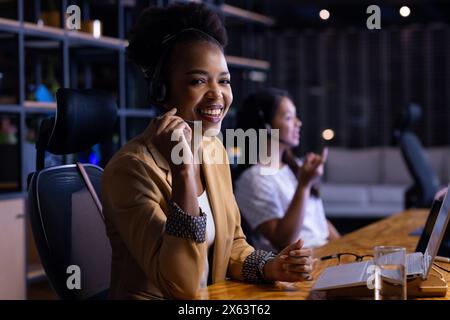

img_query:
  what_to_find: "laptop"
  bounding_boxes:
[312,182,450,292]
[415,198,450,259]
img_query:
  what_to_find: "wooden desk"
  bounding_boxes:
[198,209,450,300]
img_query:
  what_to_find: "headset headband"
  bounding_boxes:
[161,27,221,46]
[141,28,221,79]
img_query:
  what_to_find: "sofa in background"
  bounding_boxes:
[320,147,450,219]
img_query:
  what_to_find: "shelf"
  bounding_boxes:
[25,21,126,50]
[0,17,20,33]
[23,21,65,39]
[221,4,275,26]
[184,1,275,26]
[226,55,270,70]
[119,108,157,117]
[0,192,25,200]
[1,18,269,69]
[24,101,57,110]
[67,30,126,50]
[0,18,125,50]
[27,263,46,284]
[0,105,22,113]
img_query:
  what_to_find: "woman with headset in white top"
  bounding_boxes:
[234,88,340,252]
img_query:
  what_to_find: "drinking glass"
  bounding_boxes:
[373,246,407,300]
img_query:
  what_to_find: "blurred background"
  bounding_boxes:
[0,0,449,299]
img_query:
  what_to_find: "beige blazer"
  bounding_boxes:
[102,124,254,299]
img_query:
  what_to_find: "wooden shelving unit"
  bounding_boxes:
[0,0,275,193]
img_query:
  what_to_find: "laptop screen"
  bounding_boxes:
[415,199,450,257]
[423,184,450,278]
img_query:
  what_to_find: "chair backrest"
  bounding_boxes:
[27,88,117,299]
[28,164,111,299]
[399,132,439,207]
[394,104,439,208]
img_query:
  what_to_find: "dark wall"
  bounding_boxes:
[269,25,450,153]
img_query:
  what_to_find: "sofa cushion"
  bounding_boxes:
[325,148,381,184]
[380,147,413,185]
[320,183,370,205]
[369,185,407,204]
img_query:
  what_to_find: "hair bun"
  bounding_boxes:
[127,3,227,70]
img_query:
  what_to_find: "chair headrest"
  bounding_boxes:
[47,88,118,155]
[399,103,422,131]
[393,103,423,141]
[404,103,422,126]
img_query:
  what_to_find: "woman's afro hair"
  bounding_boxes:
[126,2,227,70]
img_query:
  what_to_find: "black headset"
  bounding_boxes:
[258,106,292,146]
[145,46,170,104]
[258,109,272,132]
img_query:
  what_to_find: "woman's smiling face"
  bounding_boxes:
[271,97,302,147]
[165,40,233,136]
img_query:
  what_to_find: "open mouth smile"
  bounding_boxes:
[197,104,225,123]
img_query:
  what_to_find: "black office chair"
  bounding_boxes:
[393,103,439,208]
[27,88,117,299]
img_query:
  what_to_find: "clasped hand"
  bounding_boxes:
[263,239,315,282]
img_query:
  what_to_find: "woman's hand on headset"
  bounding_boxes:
[148,108,193,172]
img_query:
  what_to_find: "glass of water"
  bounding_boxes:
[373,246,407,300]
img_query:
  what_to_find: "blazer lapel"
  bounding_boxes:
[145,139,172,187]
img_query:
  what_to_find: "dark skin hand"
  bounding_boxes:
[263,239,315,282]
[148,108,203,216]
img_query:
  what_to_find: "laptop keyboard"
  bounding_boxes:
[360,252,423,282]
[312,253,426,291]
[406,252,424,275]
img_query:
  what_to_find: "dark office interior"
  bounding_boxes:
[0,0,449,301]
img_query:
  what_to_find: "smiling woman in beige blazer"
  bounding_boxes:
[102,3,314,300]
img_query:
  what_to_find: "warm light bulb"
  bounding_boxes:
[322,129,335,141]
[93,20,101,38]
[400,6,411,17]
[319,9,330,20]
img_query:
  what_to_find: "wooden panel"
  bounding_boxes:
[0,198,26,299]
[198,210,450,300]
